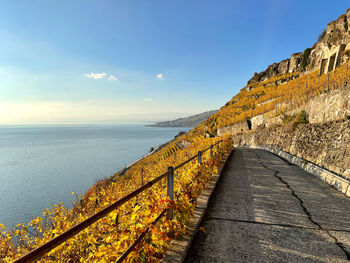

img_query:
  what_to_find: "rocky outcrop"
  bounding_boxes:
[246,9,350,87]
[278,59,290,75]
[289,52,303,73]
[233,120,350,179]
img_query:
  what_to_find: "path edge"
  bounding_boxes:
[162,149,233,263]
[250,145,350,197]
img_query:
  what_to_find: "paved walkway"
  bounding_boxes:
[185,148,350,262]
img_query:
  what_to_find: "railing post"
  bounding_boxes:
[210,145,213,158]
[167,166,174,220]
[198,151,202,164]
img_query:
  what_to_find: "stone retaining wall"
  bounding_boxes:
[232,119,350,179]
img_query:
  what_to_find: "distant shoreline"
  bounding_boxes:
[147,110,217,128]
[145,124,193,128]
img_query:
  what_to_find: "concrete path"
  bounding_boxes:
[185,148,350,263]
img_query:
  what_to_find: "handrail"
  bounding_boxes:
[116,209,167,263]
[14,170,171,263]
[14,140,222,263]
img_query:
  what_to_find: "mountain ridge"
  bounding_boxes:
[148,110,218,127]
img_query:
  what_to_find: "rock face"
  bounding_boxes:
[246,9,350,87]
[288,53,303,73]
[251,114,265,130]
[278,59,290,75]
[233,120,350,179]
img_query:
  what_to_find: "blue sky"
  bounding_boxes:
[0,0,349,124]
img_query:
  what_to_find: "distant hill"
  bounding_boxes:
[148,110,218,127]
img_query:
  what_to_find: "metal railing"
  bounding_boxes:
[14,140,223,263]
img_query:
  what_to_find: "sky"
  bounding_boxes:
[0,0,349,124]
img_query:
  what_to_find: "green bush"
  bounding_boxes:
[295,110,309,123]
[301,48,312,70]
[282,113,295,124]
[282,110,309,124]
[242,104,250,111]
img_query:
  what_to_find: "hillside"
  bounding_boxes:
[148,110,217,127]
[200,8,350,137]
[197,8,350,183]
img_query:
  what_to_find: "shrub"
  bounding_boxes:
[282,113,295,124]
[242,104,250,111]
[301,48,312,70]
[295,110,309,124]
[282,110,308,125]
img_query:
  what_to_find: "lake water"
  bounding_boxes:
[0,124,189,229]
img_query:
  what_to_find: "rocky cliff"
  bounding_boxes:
[246,9,350,88]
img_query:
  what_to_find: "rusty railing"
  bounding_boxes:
[14,140,222,263]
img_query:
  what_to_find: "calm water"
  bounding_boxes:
[0,124,189,229]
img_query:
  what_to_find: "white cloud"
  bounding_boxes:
[143,98,152,102]
[108,75,118,80]
[156,73,164,80]
[84,72,107,79]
